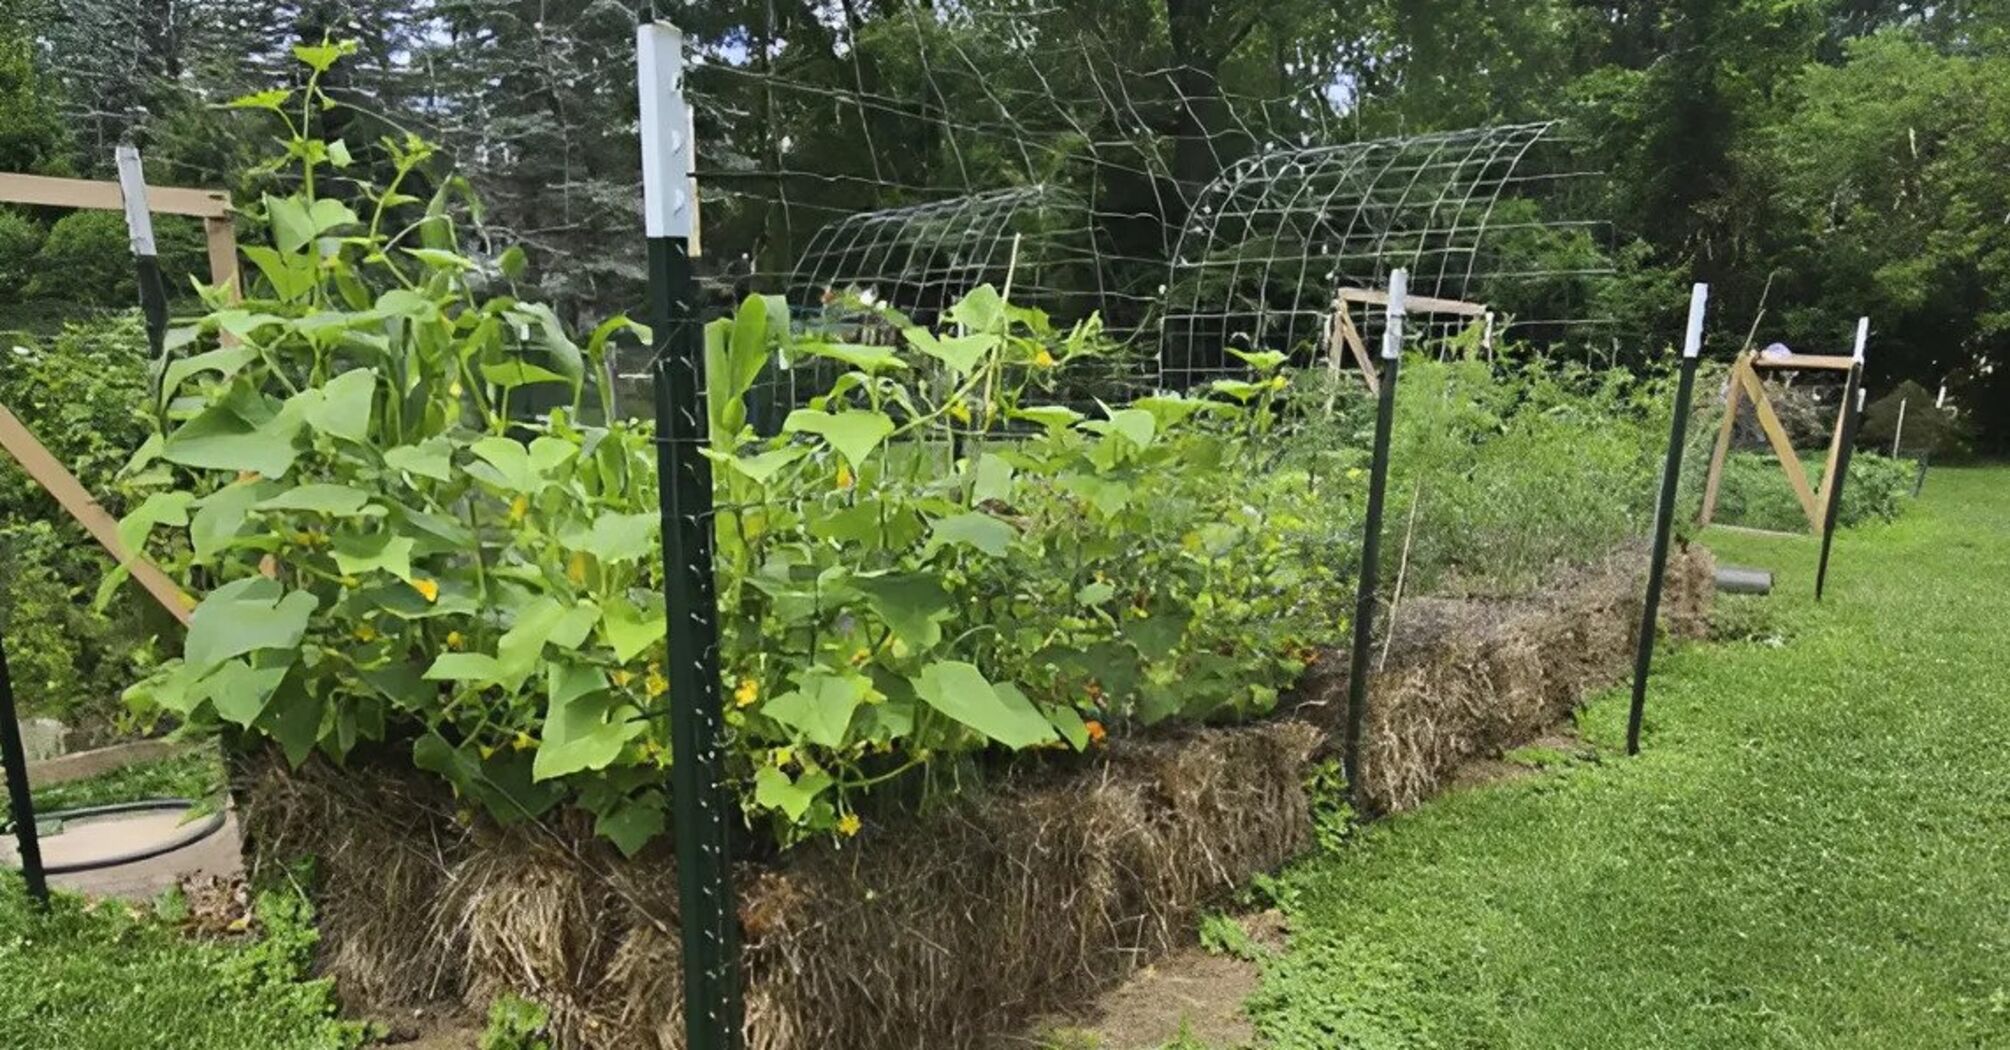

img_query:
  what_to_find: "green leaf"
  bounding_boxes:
[1012,405,1083,431]
[480,359,572,387]
[783,408,896,467]
[383,438,456,482]
[1076,580,1117,605]
[853,573,952,651]
[600,596,666,662]
[263,676,325,767]
[292,41,345,72]
[116,491,194,554]
[711,446,806,485]
[946,284,1006,332]
[1226,347,1290,373]
[331,532,415,581]
[912,662,1057,749]
[927,512,1015,557]
[162,386,305,477]
[902,328,996,375]
[1043,702,1091,751]
[970,455,1015,504]
[190,479,279,562]
[376,288,440,320]
[265,195,315,254]
[306,369,375,442]
[325,139,352,168]
[1087,406,1157,449]
[307,198,360,237]
[803,342,909,374]
[468,436,537,491]
[595,792,666,857]
[160,346,258,401]
[254,483,377,516]
[225,88,292,110]
[753,766,833,823]
[203,658,292,728]
[498,245,528,280]
[533,662,643,781]
[423,652,505,682]
[403,247,474,270]
[762,671,868,748]
[186,577,318,674]
[241,246,316,301]
[564,512,658,564]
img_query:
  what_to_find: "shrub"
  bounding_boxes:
[0,207,42,298]
[22,209,210,307]
[1702,448,1912,532]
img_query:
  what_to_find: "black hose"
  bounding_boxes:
[4,798,227,875]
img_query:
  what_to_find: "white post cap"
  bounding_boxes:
[114,145,157,257]
[1682,282,1708,358]
[637,21,694,239]
[1852,316,1870,363]
[1380,268,1407,361]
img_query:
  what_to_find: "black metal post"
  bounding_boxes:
[1626,283,1710,756]
[0,635,50,904]
[1815,377,1866,602]
[1343,271,1407,809]
[638,20,742,1050]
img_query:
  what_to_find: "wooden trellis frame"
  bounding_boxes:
[0,167,239,625]
[1326,287,1491,393]
[1697,349,1858,534]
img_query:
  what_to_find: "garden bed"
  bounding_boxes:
[235,542,1713,1049]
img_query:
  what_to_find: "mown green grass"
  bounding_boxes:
[1248,466,2010,1048]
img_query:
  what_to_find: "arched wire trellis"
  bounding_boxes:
[788,184,1113,333]
[1158,123,1612,387]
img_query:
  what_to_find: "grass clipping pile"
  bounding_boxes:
[235,543,1711,1049]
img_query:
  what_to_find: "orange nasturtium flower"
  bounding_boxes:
[409,577,440,603]
[837,812,862,837]
[734,677,760,707]
[1084,719,1108,746]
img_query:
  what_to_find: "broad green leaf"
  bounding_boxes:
[306,369,375,442]
[404,247,474,270]
[529,436,577,476]
[255,483,376,516]
[1012,405,1083,431]
[116,491,194,554]
[423,652,505,682]
[902,327,996,375]
[384,437,456,482]
[331,532,415,581]
[498,245,528,279]
[853,573,952,650]
[376,288,440,320]
[263,676,325,767]
[307,199,360,237]
[926,512,1015,557]
[186,577,318,673]
[160,346,257,401]
[241,246,315,301]
[762,671,868,748]
[946,284,1006,332]
[1076,580,1117,605]
[162,386,305,477]
[469,436,536,491]
[225,88,292,110]
[594,792,666,857]
[803,342,908,374]
[481,359,572,387]
[969,455,1015,504]
[753,766,833,823]
[911,661,1057,750]
[710,446,806,485]
[326,139,352,168]
[533,662,643,781]
[1043,703,1091,751]
[265,195,315,254]
[600,596,666,662]
[1226,347,1290,373]
[202,658,292,728]
[564,511,658,564]
[190,479,279,561]
[292,41,345,72]
[783,408,895,467]
[1085,407,1157,449]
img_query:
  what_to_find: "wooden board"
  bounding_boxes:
[1734,363,1824,532]
[1751,354,1854,372]
[0,404,195,625]
[0,172,229,219]
[1335,306,1377,393]
[1697,355,1747,527]
[1336,287,1488,317]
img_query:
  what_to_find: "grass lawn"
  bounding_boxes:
[1247,465,2010,1047]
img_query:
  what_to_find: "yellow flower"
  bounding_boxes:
[1269,375,1288,390]
[567,551,589,586]
[477,744,495,760]
[734,677,759,707]
[446,630,465,650]
[948,400,971,424]
[646,670,670,698]
[837,812,862,838]
[1032,348,1056,368]
[509,494,529,522]
[352,622,378,643]
[1346,467,1364,481]
[835,461,854,490]
[849,648,871,667]
[511,731,535,752]
[410,577,440,603]
[611,668,635,688]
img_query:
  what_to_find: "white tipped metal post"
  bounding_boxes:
[1817,320,1870,602]
[1343,269,1407,807]
[638,18,743,1050]
[115,145,170,362]
[1626,282,1709,755]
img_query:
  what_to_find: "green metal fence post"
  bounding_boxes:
[637,18,743,1050]
[0,635,49,905]
[1626,283,1710,756]
[1342,269,1407,810]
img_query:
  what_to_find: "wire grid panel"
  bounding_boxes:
[1159,123,1613,387]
